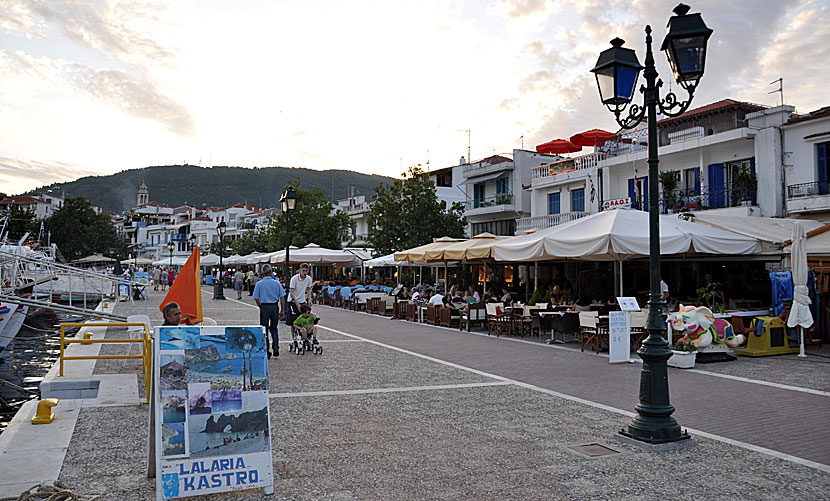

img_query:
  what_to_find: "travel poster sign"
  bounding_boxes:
[153,325,274,499]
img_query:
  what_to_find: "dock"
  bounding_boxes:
[1,286,828,499]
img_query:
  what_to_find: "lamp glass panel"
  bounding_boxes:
[596,69,615,104]
[286,198,297,211]
[280,200,288,213]
[666,36,705,81]
[615,66,639,101]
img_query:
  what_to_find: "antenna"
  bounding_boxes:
[426,149,430,173]
[769,77,783,107]
[457,129,470,163]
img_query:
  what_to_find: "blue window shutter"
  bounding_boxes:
[496,179,502,195]
[818,144,828,194]
[694,168,701,195]
[628,178,635,199]
[708,163,725,208]
[572,188,585,212]
[643,176,648,212]
[548,193,560,215]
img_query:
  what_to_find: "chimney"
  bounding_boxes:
[460,156,467,165]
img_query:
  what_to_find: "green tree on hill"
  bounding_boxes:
[3,206,38,242]
[366,166,466,256]
[44,197,126,260]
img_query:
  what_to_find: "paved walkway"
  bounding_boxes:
[311,303,830,470]
[27,287,828,499]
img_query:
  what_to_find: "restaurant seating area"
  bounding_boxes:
[313,283,643,348]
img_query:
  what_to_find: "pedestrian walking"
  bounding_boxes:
[161,268,168,291]
[234,269,245,300]
[287,263,312,326]
[253,264,286,358]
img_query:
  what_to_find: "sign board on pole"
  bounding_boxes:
[616,297,641,312]
[153,325,274,500]
[135,272,150,299]
[608,310,632,364]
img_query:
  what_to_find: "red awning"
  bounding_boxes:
[569,129,616,147]
[535,139,582,155]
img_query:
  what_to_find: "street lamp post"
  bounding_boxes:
[167,241,175,270]
[214,221,227,300]
[189,234,197,252]
[280,187,299,283]
[591,3,711,445]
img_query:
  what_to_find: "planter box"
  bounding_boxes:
[668,350,696,369]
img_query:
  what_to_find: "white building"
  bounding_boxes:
[781,106,830,220]
[0,192,64,219]
[461,151,561,236]
[337,191,372,247]
[519,98,819,233]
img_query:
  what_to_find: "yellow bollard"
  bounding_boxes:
[81,331,94,344]
[103,301,109,308]
[32,398,59,424]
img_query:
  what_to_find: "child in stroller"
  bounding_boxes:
[289,304,322,355]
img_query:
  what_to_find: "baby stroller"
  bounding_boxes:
[288,314,322,355]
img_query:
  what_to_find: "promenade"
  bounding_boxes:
[7,287,829,500]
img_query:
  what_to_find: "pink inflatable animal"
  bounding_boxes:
[667,304,745,349]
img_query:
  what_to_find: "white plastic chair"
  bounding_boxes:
[197,317,217,326]
[127,314,152,338]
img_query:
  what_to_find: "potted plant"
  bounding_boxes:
[668,339,697,369]
[731,164,757,206]
[659,170,680,213]
[696,281,726,313]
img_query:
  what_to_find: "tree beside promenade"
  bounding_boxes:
[44,196,126,259]
[367,166,466,257]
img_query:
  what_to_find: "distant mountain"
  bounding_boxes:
[27,165,394,213]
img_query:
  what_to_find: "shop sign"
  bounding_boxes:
[602,197,631,210]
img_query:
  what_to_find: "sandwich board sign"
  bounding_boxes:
[609,298,640,364]
[152,325,274,500]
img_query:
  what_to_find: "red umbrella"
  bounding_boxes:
[569,129,616,147]
[535,139,582,155]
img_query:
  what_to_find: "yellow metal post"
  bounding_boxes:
[32,398,59,424]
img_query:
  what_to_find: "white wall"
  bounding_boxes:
[783,115,830,187]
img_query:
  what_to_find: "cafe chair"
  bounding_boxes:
[460,302,486,332]
[580,311,606,353]
[730,315,753,345]
[629,310,649,349]
[485,303,509,337]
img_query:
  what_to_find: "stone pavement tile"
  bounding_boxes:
[269,341,493,394]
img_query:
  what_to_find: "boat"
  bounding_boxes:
[0,303,28,353]
[221,365,233,373]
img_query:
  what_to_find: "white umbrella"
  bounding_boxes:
[199,253,221,266]
[786,222,812,358]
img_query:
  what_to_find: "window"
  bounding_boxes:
[683,168,700,195]
[473,183,486,208]
[818,142,829,195]
[496,176,509,195]
[548,193,560,215]
[435,172,452,187]
[571,188,585,212]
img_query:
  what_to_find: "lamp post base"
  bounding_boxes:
[213,280,226,300]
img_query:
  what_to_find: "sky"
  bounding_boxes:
[0,0,828,195]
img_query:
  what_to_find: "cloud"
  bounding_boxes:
[69,65,196,137]
[492,0,549,19]
[1,1,193,135]
[0,157,96,194]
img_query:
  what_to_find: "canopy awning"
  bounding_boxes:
[684,213,825,251]
[434,233,519,261]
[271,243,362,265]
[394,237,464,263]
[461,172,507,185]
[493,208,761,262]
[364,253,409,266]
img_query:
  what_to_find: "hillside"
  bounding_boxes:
[29,165,395,213]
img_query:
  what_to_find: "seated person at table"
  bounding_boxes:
[550,285,563,305]
[429,291,444,306]
[467,285,481,303]
[397,286,411,300]
[500,286,512,304]
[569,294,591,312]
[412,287,424,304]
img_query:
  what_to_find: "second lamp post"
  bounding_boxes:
[214,220,227,300]
[280,187,298,283]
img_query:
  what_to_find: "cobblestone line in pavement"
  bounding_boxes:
[313,304,830,468]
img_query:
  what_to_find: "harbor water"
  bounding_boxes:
[0,307,92,434]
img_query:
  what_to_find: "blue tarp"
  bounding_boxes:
[770,271,793,317]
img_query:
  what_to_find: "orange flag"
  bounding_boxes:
[160,246,203,325]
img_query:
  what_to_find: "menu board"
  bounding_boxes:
[608,311,632,364]
[153,326,274,500]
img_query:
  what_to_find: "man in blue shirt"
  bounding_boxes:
[253,264,286,358]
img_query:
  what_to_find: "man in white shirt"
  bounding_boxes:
[660,279,669,301]
[429,292,444,306]
[288,263,313,325]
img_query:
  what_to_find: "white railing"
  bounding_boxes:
[531,153,607,180]
[515,212,588,234]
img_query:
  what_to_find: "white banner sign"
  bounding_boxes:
[154,325,274,500]
[608,311,632,364]
[602,197,632,210]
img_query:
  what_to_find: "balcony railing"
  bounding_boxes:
[605,183,757,214]
[464,192,514,209]
[531,153,607,181]
[788,181,829,199]
[515,212,588,233]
